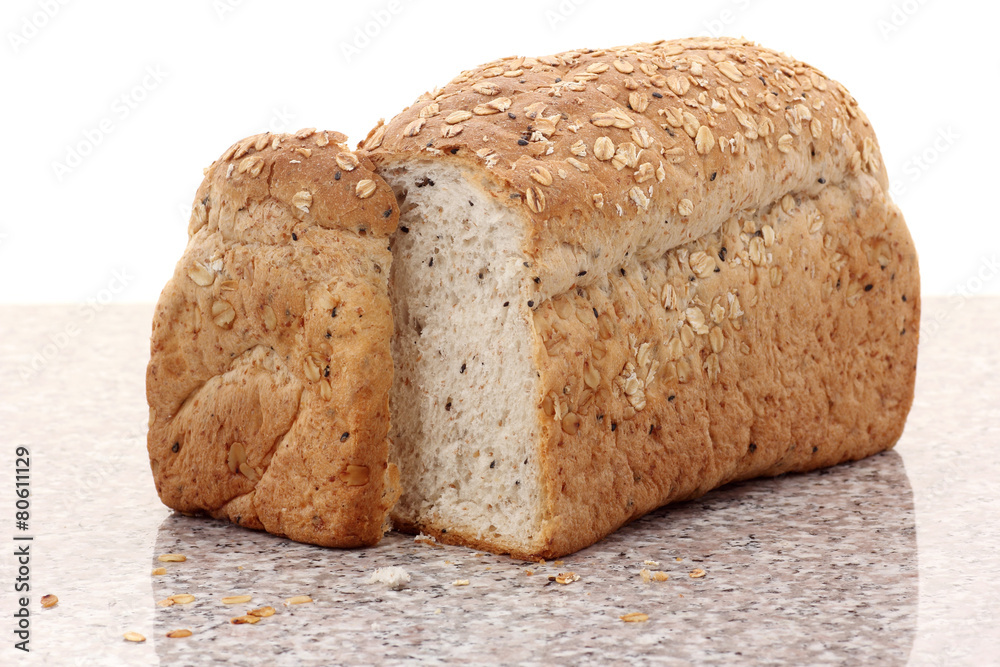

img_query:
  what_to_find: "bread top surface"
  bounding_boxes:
[362,37,890,303]
[196,129,398,242]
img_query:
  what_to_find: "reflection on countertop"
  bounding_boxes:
[148,451,916,666]
[0,299,997,666]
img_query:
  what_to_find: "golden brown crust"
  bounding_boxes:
[364,37,918,558]
[391,519,547,563]
[147,129,400,547]
[363,37,884,303]
[529,174,918,558]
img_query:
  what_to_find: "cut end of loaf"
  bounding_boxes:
[146,130,401,548]
[383,161,545,554]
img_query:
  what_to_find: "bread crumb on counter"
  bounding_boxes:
[249,606,276,618]
[414,533,442,547]
[230,615,260,625]
[620,613,649,623]
[639,568,669,583]
[367,566,411,590]
[157,554,186,563]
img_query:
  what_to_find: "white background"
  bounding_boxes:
[0,0,996,303]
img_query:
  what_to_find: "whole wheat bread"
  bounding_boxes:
[147,37,919,559]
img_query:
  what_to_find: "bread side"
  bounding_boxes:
[147,130,401,547]
[527,173,918,557]
[365,38,919,558]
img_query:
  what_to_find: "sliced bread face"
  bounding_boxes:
[146,130,400,547]
[382,162,545,556]
[364,37,920,558]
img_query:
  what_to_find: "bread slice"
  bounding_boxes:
[362,37,920,559]
[146,129,400,547]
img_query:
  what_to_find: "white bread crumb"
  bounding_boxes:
[367,566,411,590]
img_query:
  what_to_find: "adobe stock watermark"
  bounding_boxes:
[922,254,1000,342]
[17,268,134,382]
[888,125,958,200]
[545,0,591,30]
[701,0,752,38]
[78,446,129,502]
[213,0,248,20]
[340,0,407,63]
[7,0,71,54]
[877,0,931,40]
[51,65,168,183]
[175,105,296,228]
[257,104,297,135]
[77,419,148,504]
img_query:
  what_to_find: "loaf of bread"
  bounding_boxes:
[146,37,919,560]
[361,36,919,558]
[146,129,401,547]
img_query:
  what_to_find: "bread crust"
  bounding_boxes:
[363,37,885,303]
[147,129,400,547]
[364,38,919,558]
[527,174,918,558]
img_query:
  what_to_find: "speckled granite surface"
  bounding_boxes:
[0,298,997,666]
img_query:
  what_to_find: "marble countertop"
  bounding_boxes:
[0,298,997,666]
